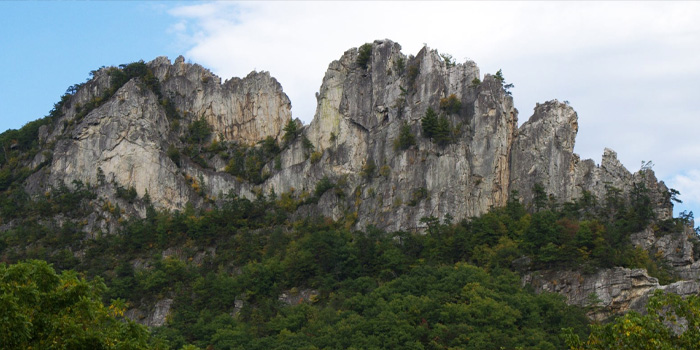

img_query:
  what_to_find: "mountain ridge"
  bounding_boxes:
[1,39,698,329]
[18,39,673,233]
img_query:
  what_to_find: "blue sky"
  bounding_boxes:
[0,1,188,131]
[1,1,699,218]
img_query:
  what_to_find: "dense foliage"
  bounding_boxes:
[0,260,158,349]
[2,168,696,349]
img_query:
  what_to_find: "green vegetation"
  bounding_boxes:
[421,107,454,146]
[440,52,455,68]
[407,61,420,90]
[439,94,462,115]
[116,183,139,203]
[471,77,481,88]
[394,57,405,75]
[282,119,299,144]
[0,260,159,349]
[564,290,700,349]
[360,159,376,179]
[187,118,212,145]
[167,145,181,167]
[407,186,428,206]
[357,43,373,69]
[313,176,335,198]
[494,69,514,96]
[1,62,698,348]
[0,171,697,349]
[224,141,278,184]
[393,122,416,151]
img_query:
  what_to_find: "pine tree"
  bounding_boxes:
[421,107,438,139]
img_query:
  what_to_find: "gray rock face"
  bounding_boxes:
[510,101,672,219]
[294,40,517,231]
[150,56,292,144]
[126,298,173,327]
[42,56,290,213]
[36,39,674,230]
[49,79,191,209]
[524,268,700,321]
[631,226,700,280]
[18,38,699,324]
[509,101,579,204]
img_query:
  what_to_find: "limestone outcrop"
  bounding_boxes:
[10,38,699,325]
[150,56,291,144]
[28,39,676,231]
[524,267,700,321]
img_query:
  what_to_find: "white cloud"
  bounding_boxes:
[167,1,700,214]
[669,170,700,217]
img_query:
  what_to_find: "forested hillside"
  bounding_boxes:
[2,40,700,349]
[1,164,699,348]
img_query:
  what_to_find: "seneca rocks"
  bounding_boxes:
[36,39,673,232]
[22,39,697,320]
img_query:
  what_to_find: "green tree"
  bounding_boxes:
[0,260,155,349]
[434,116,453,146]
[394,122,416,151]
[187,118,212,145]
[533,183,548,211]
[283,119,299,144]
[421,107,439,139]
[357,43,373,69]
[494,69,514,96]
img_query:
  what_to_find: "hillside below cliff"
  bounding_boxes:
[1,39,699,347]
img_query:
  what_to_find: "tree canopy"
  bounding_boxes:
[0,260,157,350]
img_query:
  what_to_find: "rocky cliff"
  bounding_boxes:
[26,39,674,233]
[10,40,697,322]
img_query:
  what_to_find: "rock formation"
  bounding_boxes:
[524,267,700,321]
[29,39,674,233]
[13,39,696,321]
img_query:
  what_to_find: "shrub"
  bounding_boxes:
[393,122,416,151]
[167,145,181,167]
[310,151,322,163]
[283,119,299,144]
[116,184,138,203]
[314,176,335,198]
[422,107,453,146]
[440,53,455,68]
[408,187,428,206]
[360,159,376,179]
[434,116,453,146]
[357,43,373,69]
[407,61,420,89]
[379,165,391,178]
[494,69,514,96]
[394,57,405,75]
[260,136,280,156]
[302,136,314,152]
[421,107,439,139]
[439,94,462,115]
